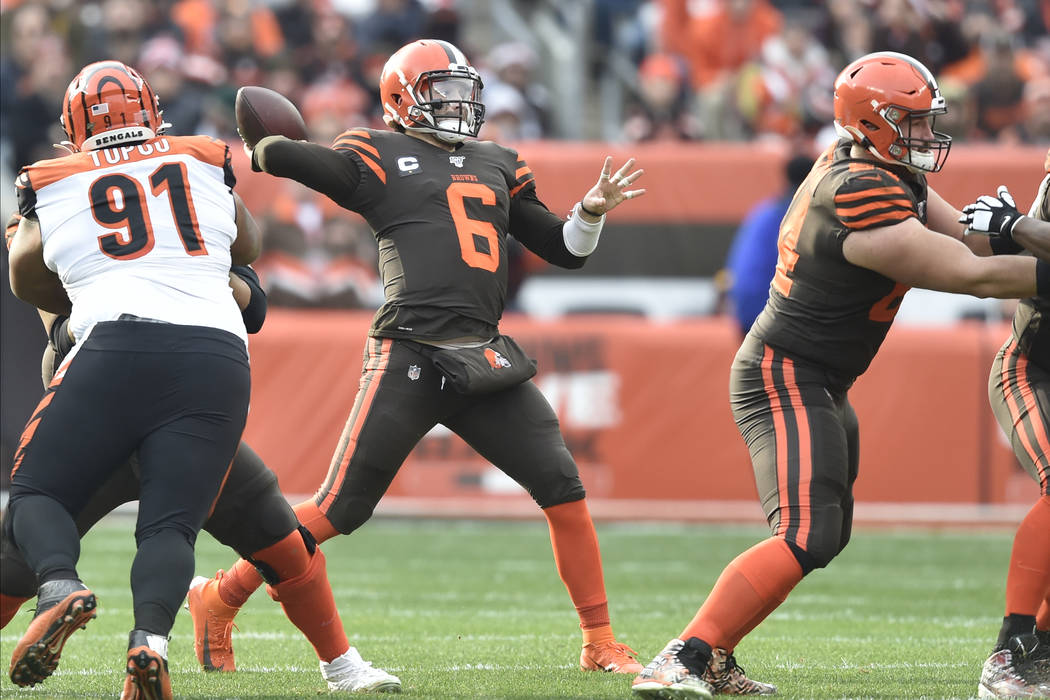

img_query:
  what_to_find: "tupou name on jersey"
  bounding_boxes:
[88,137,171,167]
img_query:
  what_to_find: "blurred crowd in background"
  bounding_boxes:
[2,0,1049,309]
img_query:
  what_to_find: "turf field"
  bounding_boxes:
[0,515,1010,699]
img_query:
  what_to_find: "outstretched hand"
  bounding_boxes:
[959,185,1024,236]
[580,157,645,217]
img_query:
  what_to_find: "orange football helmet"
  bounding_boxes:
[60,60,169,152]
[833,51,951,173]
[379,39,484,143]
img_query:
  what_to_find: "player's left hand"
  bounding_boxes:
[959,185,1024,236]
[580,157,645,217]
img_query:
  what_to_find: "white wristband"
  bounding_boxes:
[563,202,605,257]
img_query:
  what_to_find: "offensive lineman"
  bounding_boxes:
[632,52,1049,699]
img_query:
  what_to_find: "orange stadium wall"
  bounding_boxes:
[2,144,1042,524]
[243,311,1028,522]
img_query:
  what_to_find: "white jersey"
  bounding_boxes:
[16,135,247,346]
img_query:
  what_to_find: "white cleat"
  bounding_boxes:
[321,647,401,693]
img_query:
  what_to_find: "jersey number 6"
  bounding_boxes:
[446,182,499,272]
[90,162,208,260]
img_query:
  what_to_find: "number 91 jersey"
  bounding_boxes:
[16,135,246,346]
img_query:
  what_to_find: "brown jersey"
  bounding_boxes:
[750,140,928,381]
[1014,171,1050,372]
[254,129,583,341]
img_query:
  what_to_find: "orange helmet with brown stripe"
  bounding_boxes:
[833,51,951,173]
[60,60,169,152]
[379,39,485,144]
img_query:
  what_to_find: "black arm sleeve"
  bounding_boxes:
[232,265,267,334]
[48,315,74,359]
[508,187,587,270]
[253,136,363,209]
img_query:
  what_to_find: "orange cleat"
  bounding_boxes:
[580,639,644,674]
[120,630,173,700]
[186,572,238,671]
[9,582,97,687]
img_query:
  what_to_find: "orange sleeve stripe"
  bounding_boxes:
[514,165,531,180]
[335,136,380,159]
[344,145,386,184]
[345,129,371,140]
[836,199,913,216]
[834,185,907,203]
[509,175,535,198]
[843,211,914,229]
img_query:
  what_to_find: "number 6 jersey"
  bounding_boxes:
[250,128,586,341]
[16,135,247,346]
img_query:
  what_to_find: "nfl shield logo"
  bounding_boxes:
[407,364,421,381]
[449,155,465,168]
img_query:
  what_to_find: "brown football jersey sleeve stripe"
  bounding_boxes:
[334,143,386,184]
[509,175,535,198]
[839,207,914,229]
[334,134,380,160]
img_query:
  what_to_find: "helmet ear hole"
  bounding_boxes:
[859,119,880,131]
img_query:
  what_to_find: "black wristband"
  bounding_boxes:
[1037,258,1050,297]
[232,265,268,333]
[579,202,602,218]
[989,234,1025,255]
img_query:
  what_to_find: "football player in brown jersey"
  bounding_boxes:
[188,39,648,677]
[962,153,1050,699]
[633,53,1050,699]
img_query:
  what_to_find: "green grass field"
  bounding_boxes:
[0,516,1011,699]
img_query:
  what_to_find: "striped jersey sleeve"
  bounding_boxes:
[509,157,535,198]
[332,129,386,184]
[833,169,916,231]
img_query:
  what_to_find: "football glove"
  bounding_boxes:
[959,185,1026,254]
[960,185,1025,235]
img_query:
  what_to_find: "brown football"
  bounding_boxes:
[235,86,308,148]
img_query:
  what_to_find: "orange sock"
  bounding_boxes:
[293,500,341,544]
[543,500,611,632]
[1005,495,1050,618]
[682,537,803,650]
[218,558,264,608]
[266,547,349,662]
[217,501,341,608]
[0,593,30,630]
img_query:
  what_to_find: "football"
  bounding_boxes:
[235,85,308,149]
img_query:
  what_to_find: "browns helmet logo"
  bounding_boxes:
[484,348,512,369]
[60,60,169,152]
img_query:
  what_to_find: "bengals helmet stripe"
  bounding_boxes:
[60,60,169,152]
